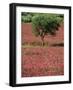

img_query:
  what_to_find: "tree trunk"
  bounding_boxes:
[41,36,44,46]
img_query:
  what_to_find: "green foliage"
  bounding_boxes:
[21,14,32,23]
[32,14,63,36]
[21,12,64,24]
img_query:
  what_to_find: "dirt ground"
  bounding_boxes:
[21,23,64,77]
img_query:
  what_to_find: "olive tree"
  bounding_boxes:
[32,14,63,46]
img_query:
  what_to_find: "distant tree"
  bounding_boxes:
[32,14,63,46]
[21,14,32,23]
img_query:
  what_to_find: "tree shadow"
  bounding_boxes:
[50,43,64,47]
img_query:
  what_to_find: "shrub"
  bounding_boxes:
[21,14,32,23]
